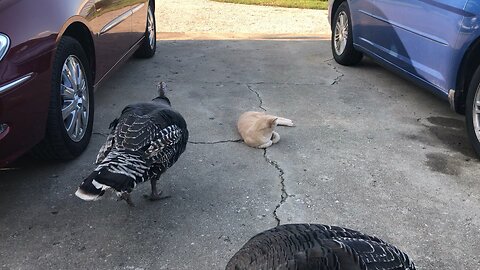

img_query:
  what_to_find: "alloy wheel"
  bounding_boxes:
[473,85,480,141]
[147,7,155,50]
[60,55,89,142]
[334,11,349,56]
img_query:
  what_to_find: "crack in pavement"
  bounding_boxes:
[263,149,289,226]
[246,84,267,111]
[95,133,243,145]
[188,139,242,145]
[324,58,344,85]
[246,82,290,225]
[175,81,329,86]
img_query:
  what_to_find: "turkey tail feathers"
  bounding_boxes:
[226,224,415,270]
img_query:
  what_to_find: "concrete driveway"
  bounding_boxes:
[1,1,480,269]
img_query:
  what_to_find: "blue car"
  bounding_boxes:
[328,0,480,156]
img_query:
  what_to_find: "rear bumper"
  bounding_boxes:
[0,71,51,167]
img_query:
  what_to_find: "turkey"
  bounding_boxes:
[226,224,415,270]
[75,82,188,206]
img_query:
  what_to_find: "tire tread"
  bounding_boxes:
[31,36,93,160]
[134,3,156,58]
[331,1,363,66]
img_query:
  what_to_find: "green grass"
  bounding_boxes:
[212,0,328,10]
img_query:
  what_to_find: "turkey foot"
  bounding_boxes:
[120,193,135,207]
[144,179,171,201]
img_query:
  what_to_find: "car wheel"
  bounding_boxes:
[32,36,94,160]
[331,1,363,66]
[466,66,480,157]
[135,2,156,58]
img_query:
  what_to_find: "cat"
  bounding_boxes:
[237,111,294,148]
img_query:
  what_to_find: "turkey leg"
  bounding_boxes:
[120,192,135,207]
[146,178,171,201]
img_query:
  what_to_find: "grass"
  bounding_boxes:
[212,0,328,10]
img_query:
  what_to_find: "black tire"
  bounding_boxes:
[32,36,94,160]
[465,65,480,157]
[135,2,156,58]
[331,1,363,66]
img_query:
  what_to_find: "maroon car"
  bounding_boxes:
[0,0,156,167]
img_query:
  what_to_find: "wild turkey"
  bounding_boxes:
[75,82,188,206]
[226,224,415,270]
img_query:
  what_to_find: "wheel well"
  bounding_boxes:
[330,0,345,26]
[62,22,96,82]
[456,37,480,114]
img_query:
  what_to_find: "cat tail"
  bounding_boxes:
[275,117,294,127]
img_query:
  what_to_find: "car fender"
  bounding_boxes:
[451,0,480,113]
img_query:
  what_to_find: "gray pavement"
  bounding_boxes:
[1,13,480,270]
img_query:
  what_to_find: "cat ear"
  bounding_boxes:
[269,117,278,128]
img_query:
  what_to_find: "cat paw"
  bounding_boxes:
[257,141,273,148]
[271,132,280,143]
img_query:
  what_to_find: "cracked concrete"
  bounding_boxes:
[2,39,480,270]
[247,81,290,226]
[183,76,289,229]
[325,59,345,85]
[246,84,267,112]
[188,139,242,145]
[263,149,289,226]
[1,3,480,270]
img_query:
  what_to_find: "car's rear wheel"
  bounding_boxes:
[331,1,363,66]
[32,36,94,160]
[135,2,156,58]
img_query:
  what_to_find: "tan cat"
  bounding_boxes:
[237,111,294,148]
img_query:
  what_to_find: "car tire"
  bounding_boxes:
[31,36,94,160]
[331,1,363,66]
[135,2,156,58]
[465,65,480,157]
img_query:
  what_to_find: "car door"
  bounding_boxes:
[92,0,135,79]
[363,0,468,94]
[130,0,149,43]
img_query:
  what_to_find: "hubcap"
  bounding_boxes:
[334,11,349,55]
[147,7,155,49]
[61,55,89,142]
[473,85,480,141]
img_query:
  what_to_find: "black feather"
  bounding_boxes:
[226,224,415,270]
[80,83,188,198]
